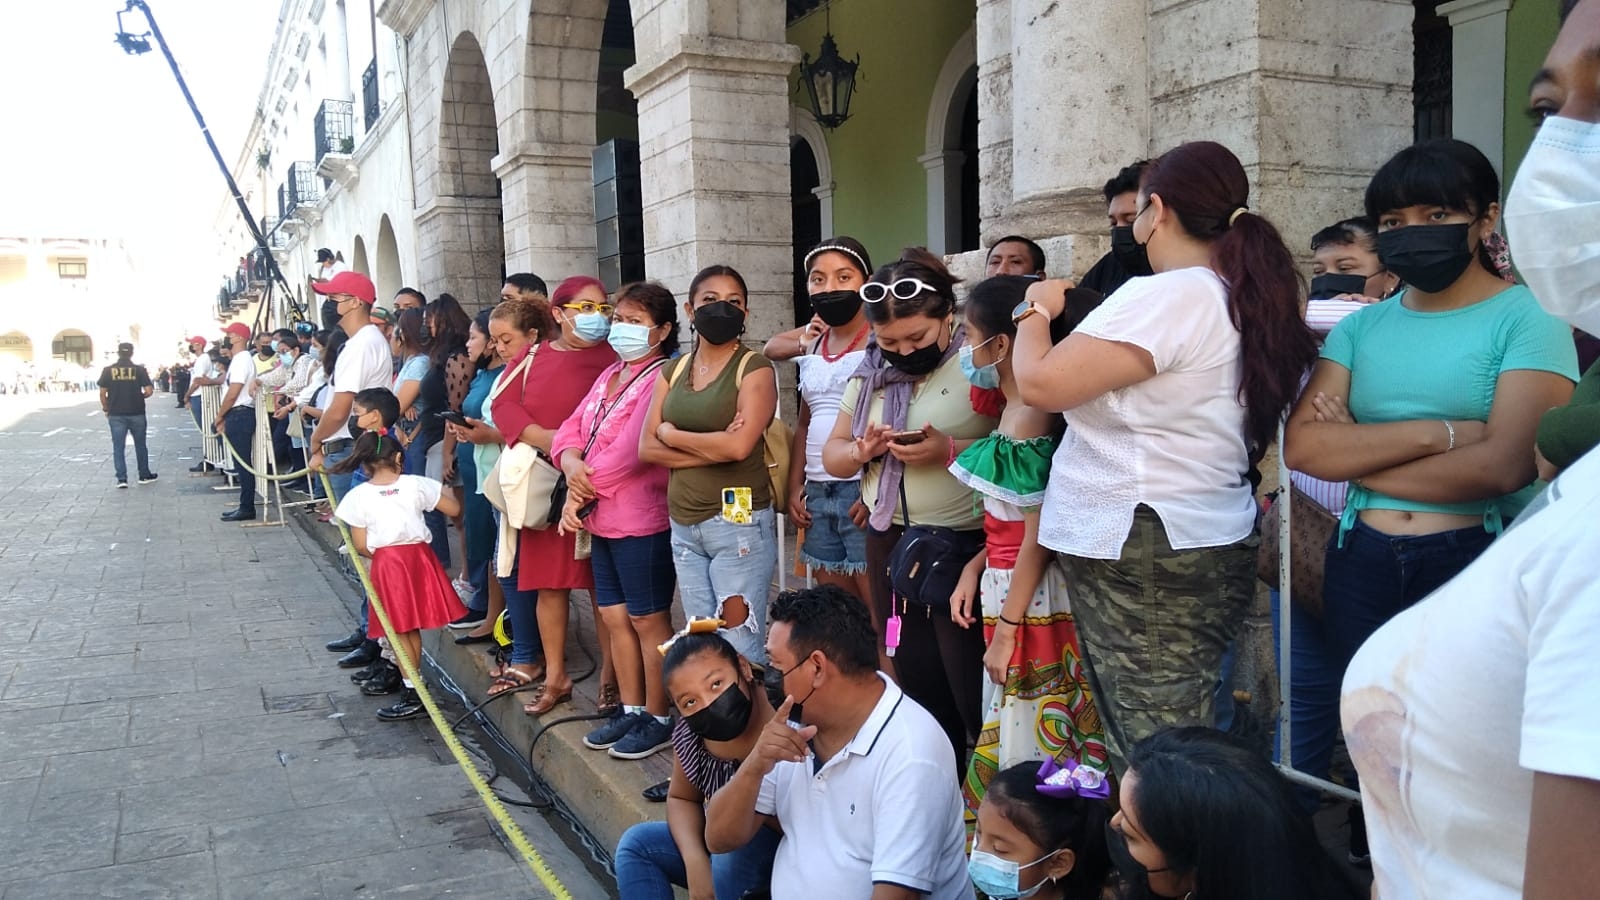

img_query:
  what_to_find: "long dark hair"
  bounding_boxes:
[471,309,498,371]
[393,308,426,358]
[1141,142,1318,462]
[862,247,959,324]
[320,328,349,378]
[985,761,1112,900]
[426,293,472,367]
[329,428,404,475]
[804,236,873,280]
[966,275,1090,346]
[1121,728,1363,900]
[688,265,749,301]
[662,632,743,685]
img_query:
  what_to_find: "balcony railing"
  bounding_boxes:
[277,183,290,221]
[288,161,320,207]
[362,59,380,132]
[313,99,355,163]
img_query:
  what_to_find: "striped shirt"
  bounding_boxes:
[670,717,739,799]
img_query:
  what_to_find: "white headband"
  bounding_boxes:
[804,243,870,279]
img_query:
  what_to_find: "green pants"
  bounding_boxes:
[1060,505,1258,774]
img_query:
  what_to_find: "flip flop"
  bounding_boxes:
[486,667,539,697]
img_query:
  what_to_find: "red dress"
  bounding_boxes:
[367,542,467,638]
[490,340,618,591]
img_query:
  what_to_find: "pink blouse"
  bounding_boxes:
[550,357,670,539]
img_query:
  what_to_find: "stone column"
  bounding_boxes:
[330,0,354,103]
[624,0,801,342]
[1440,0,1511,178]
[494,141,601,284]
[1148,0,1414,256]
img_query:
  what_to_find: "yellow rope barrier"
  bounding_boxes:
[317,470,576,898]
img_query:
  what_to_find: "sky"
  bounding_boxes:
[0,0,280,343]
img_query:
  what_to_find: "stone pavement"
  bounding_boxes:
[0,392,610,899]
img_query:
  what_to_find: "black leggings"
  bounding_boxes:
[864,525,985,778]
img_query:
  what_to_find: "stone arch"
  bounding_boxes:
[421,29,507,309]
[375,215,403,305]
[350,235,370,275]
[922,25,979,255]
[51,328,93,366]
[790,106,835,239]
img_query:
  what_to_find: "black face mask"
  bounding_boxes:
[693,301,746,346]
[1308,272,1370,301]
[348,419,365,440]
[810,290,863,328]
[683,679,754,743]
[1104,822,1184,900]
[762,661,814,723]
[321,297,342,331]
[1111,225,1153,276]
[880,339,945,377]
[1377,223,1475,294]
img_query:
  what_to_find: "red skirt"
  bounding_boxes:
[366,542,467,639]
[517,525,595,591]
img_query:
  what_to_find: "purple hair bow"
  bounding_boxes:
[1036,757,1111,801]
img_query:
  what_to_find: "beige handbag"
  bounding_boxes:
[481,345,565,530]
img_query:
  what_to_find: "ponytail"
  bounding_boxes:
[1210,212,1319,461]
[329,429,403,475]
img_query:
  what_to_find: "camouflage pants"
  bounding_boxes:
[1059,505,1258,775]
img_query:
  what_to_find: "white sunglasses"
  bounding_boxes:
[859,277,940,303]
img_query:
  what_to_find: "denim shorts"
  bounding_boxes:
[592,531,676,617]
[670,506,777,664]
[800,479,868,575]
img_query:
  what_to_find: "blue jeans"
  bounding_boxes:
[593,532,675,616]
[407,437,451,568]
[323,443,355,504]
[189,395,203,431]
[107,414,151,481]
[1288,519,1493,792]
[670,506,778,665]
[500,539,544,666]
[613,820,780,900]
[222,407,256,510]
[460,445,492,613]
[799,479,868,574]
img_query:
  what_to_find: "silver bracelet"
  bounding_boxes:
[1442,419,1456,452]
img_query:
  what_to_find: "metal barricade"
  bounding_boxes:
[196,384,227,469]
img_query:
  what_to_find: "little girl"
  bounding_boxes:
[333,429,465,720]
[969,758,1112,900]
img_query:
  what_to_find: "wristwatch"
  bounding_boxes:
[1012,300,1047,324]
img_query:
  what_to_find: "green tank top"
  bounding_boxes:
[661,348,773,524]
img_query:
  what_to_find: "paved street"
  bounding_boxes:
[0,392,609,899]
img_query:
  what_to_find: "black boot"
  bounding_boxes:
[349,658,383,684]
[336,640,380,668]
[326,630,365,652]
[360,660,403,696]
[376,688,424,721]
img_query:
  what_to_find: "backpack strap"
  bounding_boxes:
[667,355,693,388]
[734,347,753,386]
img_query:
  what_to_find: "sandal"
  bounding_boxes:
[486,667,540,697]
[522,684,574,716]
[596,682,621,718]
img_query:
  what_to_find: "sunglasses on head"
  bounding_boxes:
[859,277,939,303]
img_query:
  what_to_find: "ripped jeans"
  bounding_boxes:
[669,506,777,665]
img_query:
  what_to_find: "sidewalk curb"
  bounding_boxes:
[286,508,663,861]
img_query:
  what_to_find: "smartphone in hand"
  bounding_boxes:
[889,429,928,446]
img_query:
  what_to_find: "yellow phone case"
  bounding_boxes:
[720,486,754,525]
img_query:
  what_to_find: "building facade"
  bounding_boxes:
[0,234,142,369]
[219,0,1562,337]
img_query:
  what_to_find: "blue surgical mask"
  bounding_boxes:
[308,346,321,361]
[959,337,1002,390]
[607,322,657,362]
[573,312,612,342]
[967,847,1058,899]
[278,350,294,364]
[269,339,282,353]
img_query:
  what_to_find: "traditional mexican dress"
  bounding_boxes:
[950,432,1109,824]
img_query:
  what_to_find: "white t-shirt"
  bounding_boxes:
[1039,267,1255,558]
[334,474,442,550]
[330,322,394,429]
[187,356,216,399]
[1341,449,1600,899]
[797,347,867,483]
[756,675,971,900]
[224,352,257,409]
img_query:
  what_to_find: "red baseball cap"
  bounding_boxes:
[311,271,377,304]
[188,335,208,346]
[221,322,251,339]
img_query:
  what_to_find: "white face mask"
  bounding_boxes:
[1505,116,1600,334]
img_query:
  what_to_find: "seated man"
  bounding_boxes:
[984,235,1046,278]
[705,585,971,900]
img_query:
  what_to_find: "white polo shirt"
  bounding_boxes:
[187,356,216,399]
[329,322,394,431]
[757,675,972,900]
